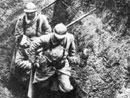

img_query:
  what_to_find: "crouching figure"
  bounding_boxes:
[27,23,79,98]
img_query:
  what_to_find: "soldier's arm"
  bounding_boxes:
[67,35,80,64]
[14,16,24,43]
[41,15,52,34]
[15,49,32,70]
[68,35,76,56]
[28,35,49,55]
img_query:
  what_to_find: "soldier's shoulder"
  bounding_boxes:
[40,33,52,40]
[38,13,47,20]
[66,33,75,42]
[67,33,74,39]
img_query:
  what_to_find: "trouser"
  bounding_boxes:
[57,59,73,92]
[32,73,73,98]
[32,82,51,98]
[57,72,73,92]
[31,59,73,98]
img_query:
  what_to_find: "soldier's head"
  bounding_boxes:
[24,2,37,20]
[53,23,67,40]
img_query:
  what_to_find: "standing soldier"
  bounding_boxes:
[27,23,79,98]
[15,2,51,42]
[15,2,51,43]
[14,2,51,71]
[11,2,51,87]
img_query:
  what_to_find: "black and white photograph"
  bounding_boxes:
[0,0,130,98]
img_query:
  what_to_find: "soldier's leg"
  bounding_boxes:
[58,73,73,93]
[32,83,41,98]
[57,59,73,92]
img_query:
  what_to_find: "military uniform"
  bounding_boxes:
[13,3,51,94]
[15,13,51,39]
[14,11,52,67]
[11,2,52,98]
[28,32,76,98]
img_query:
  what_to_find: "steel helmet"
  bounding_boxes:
[53,23,67,39]
[24,2,37,13]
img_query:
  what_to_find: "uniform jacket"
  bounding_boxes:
[30,33,76,57]
[27,33,76,98]
[30,32,76,79]
[14,13,52,69]
[13,13,52,98]
[29,32,76,82]
[14,32,76,98]
[14,13,52,42]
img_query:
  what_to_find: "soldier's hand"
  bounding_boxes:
[34,63,40,68]
[68,56,80,65]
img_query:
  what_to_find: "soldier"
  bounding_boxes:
[27,23,78,98]
[14,2,51,71]
[12,2,51,87]
[15,2,51,42]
